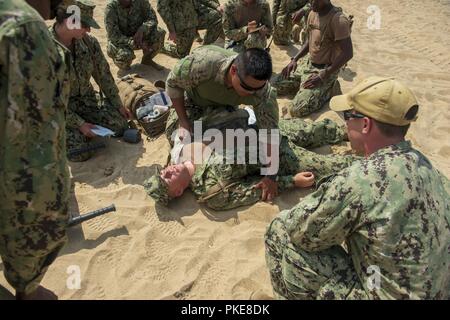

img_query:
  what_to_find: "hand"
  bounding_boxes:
[259,26,269,37]
[141,41,151,52]
[133,30,144,49]
[178,120,192,141]
[218,4,224,14]
[254,177,278,202]
[79,122,97,138]
[302,74,322,89]
[292,9,306,23]
[294,172,315,188]
[169,31,177,43]
[119,106,132,120]
[282,59,298,79]
[247,20,258,33]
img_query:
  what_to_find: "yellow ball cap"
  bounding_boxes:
[330,77,419,126]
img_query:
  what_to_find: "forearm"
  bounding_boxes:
[66,109,86,129]
[322,46,353,78]
[203,178,263,211]
[172,97,189,126]
[293,39,309,61]
[224,25,249,41]
[140,4,158,33]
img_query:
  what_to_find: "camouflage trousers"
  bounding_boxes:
[271,55,340,117]
[203,134,355,211]
[107,26,166,70]
[67,96,129,162]
[168,105,355,211]
[274,15,307,45]
[0,170,69,294]
[265,217,369,299]
[162,10,222,59]
[225,32,268,53]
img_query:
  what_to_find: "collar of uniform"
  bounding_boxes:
[370,140,412,159]
[215,55,236,86]
[49,24,70,51]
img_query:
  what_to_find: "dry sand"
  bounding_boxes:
[1,0,449,299]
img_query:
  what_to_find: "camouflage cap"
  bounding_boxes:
[143,168,171,206]
[60,0,100,29]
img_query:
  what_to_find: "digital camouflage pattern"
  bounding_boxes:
[143,167,171,206]
[50,27,128,161]
[222,0,273,52]
[271,55,339,117]
[165,45,279,138]
[190,118,354,210]
[0,0,70,294]
[266,141,450,299]
[272,0,310,45]
[105,0,166,69]
[158,0,222,58]
[145,116,354,210]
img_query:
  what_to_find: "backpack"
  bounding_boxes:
[116,74,170,138]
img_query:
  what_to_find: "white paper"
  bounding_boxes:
[91,125,115,137]
[244,106,257,125]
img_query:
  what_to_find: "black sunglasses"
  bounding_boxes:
[343,111,366,120]
[236,71,266,93]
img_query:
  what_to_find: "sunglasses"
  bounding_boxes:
[236,71,266,93]
[343,111,366,120]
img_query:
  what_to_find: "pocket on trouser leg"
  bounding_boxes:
[271,74,301,96]
[281,246,324,299]
[289,87,324,117]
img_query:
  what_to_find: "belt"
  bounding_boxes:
[311,62,328,69]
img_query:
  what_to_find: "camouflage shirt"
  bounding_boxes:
[272,0,310,23]
[280,141,450,299]
[157,0,198,33]
[223,0,273,42]
[0,0,70,223]
[50,27,122,128]
[166,45,279,131]
[105,0,159,47]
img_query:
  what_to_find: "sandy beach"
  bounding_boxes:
[1,0,449,299]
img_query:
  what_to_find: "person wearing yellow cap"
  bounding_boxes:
[49,0,132,162]
[265,77,450,299]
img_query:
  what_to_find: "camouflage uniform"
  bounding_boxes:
[49,26,128,162]
[272,0,310,45]
[165,45,279,141]
[157,0,222,59]
[104,0,166,70]
[0,0,70,294]
[272,56,339,117]
[266,141,450,299]
[222,0,273,52]
[190,118,355,211]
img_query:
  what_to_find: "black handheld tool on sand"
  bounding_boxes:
[68,205,116,227]
[68,142,107,157]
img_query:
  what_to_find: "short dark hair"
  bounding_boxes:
[373,105,419,138]
[55,7,71,24]
[374,121,410,137]
[234,48,273,81]
[50,0,63,19]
